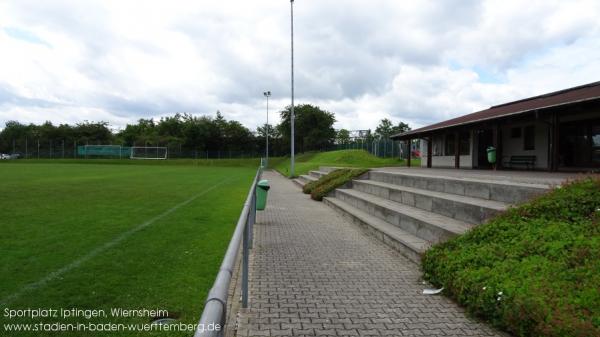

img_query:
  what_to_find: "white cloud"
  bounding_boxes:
[0,0,599,132]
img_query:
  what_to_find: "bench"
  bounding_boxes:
[504,155,536,170]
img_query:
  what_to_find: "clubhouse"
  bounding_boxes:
[391,81,600,171]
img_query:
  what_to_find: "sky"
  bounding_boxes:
[1,0,600,132]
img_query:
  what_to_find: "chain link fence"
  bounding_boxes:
[329,138,408,158]
[0,138,274,160]
[1,138,410,160]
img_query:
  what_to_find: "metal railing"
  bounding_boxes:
[194,166,262,337]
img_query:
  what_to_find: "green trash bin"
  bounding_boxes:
[486,146,496,164]
[256,180,270,210]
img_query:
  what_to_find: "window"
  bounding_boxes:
[510,127,522,138]
[459,132,470,155]
[524,125,535,150]
[445,134,455,156]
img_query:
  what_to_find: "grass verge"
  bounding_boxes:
[271,150,416,177]
[303,168,369,201]
[422,177,600,337]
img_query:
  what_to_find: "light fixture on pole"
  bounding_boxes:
[263,91,271,166]
[290,0,295,177]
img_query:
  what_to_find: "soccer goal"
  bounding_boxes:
[130,147,168,160]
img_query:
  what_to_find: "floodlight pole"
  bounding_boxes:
[290,0,295,177]
[263,91,271,166]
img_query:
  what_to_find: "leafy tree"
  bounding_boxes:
[1,104,342,157]
[157,114,184,138]
[336,129,351,144]
[375,119,394,139]
[180,115,214,150]
[72,121,113,143]
[222,120,254,152]
[118,119,156,145]
[256,124,284,156]
[375,118,411,139]
[278,104,336,153]
[256,124,278,139]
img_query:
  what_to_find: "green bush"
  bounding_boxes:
[422,177,600,337]
[304,168,368,201]
[302,169,341,194]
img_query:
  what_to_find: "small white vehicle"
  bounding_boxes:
[0,153,10,159]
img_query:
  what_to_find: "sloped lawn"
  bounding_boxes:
[271,149,415,177]
[423,177,600,337]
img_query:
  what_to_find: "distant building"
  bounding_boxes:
[391,81,600,171]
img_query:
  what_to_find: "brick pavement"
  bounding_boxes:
[236,170,508,337]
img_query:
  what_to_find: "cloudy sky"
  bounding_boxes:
[1,0,600,132]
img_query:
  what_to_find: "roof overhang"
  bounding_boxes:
[392,87,600,141]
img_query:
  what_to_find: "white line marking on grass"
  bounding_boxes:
[1,178,233,307]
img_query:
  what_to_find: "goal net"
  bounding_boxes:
[130,147,168,160]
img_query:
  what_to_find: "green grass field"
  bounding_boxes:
[271,149,419,176]
[0,161,256,336]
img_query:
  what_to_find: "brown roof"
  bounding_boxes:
[392,81,600,139]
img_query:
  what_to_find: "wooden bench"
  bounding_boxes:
[504,155,536,170]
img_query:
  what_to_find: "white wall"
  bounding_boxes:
[419,133,473,168]
[501,120,549,169]
[430,155,472,168]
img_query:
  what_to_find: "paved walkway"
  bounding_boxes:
[237,170,507,337]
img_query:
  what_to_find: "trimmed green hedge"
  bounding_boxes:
[422,177,600,337]
[303,168,369,201]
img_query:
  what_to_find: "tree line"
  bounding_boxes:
[0,104,410,157]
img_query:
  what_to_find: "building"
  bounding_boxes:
[391,81,600,171]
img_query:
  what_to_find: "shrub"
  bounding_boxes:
[422,177,600,337]
[305,168,368,201]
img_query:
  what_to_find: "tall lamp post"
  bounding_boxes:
[263,91,271,166]
[290,0,295,177]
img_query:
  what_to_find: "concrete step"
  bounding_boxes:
[335,188,473,243]
[368,170,549,204]
[352,179,509,224]
[309,170,328,179]
[319,166,346,173]
[323,197,429,263]
[298,174,318,184]
[292,178,305,188]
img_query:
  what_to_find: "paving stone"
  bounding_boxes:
[236,171,509,337]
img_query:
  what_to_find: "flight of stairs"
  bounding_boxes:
[299,167,550,263]
[292,167,340,188]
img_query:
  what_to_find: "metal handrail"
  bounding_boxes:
[194,167,262,337]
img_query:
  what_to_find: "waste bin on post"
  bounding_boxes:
[256,180,270,210]
[487,146,496,164]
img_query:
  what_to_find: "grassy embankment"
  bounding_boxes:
[423,177,600,337]
[271,149,419,177]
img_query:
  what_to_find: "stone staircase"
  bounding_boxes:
[299,167,550,263]
[292,167,337,188]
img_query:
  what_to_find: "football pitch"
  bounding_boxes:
[0,161,257,336]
